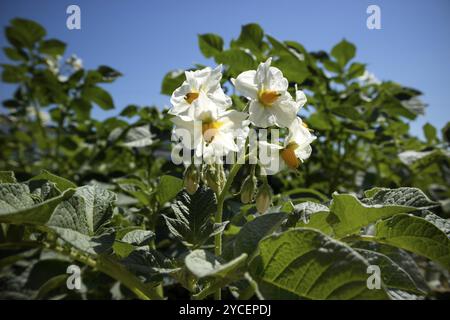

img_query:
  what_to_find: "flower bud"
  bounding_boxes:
[184,164,199,195]
[240,175,257,204]
[255,183,272,214]
[204,164,225,193]
[205,167,219,193]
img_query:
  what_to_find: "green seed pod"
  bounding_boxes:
[240,175,257,204]
[184,164,199,195]
[255,182,272,214]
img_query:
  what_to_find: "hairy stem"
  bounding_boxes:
[39,239,163,300]
[213,153,247,300]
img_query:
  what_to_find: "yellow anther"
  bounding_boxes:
[258,90,280,106]
[184,92,199,104]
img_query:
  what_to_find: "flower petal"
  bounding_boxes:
[271,98,298,128]
[233,70,258,99]
[249,100,274,128]
[295,89,307,108]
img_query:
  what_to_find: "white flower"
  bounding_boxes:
[358,70,380,85]
[259,117,316,174]
[45,55,61,75]
[169,65,231,120]
[232,58,306,128]
[172,109,249,164]
[66,54,83,71]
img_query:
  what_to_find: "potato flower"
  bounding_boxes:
[171,106,249,164]
[169,65,231,120]
[259,117,316,174]
[232,58,307,128]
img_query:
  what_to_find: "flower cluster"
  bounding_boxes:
[169,58,316,174]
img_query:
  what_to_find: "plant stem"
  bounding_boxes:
[41,239,163,300]
[213,153,246,300]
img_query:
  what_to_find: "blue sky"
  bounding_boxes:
[0,0,449,138]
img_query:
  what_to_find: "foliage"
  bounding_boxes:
[0,19,449,300]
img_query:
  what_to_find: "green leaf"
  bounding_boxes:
[329,193,416,238]
[25,259,69,290]
[6,18,46,48]
[70,98,92,121]
[83,86,114,110]
[0,171,16,183]
[266,35,309,84]
[3,47,27,61]
[322,59,341,73]
[423,212,450,237]
[35,274,68,300]
[442,121,450,143]
[39,39,66,56]
[352,242,429,293]
[293,202,333,235]
[122,125,154,148]
[272,54,309,84]
[374,214,450,270]
[120,105,139,118]
[215,49,256,75]
[29,170,77,192]
[122,229,155,246]
[363,187,438,209]
[156,175,183,204]
[48,185,115,236]
[161,69,185,95]
[114,177,150,206]
[331,39,356,68]
[185,249,248,299]
[163,186,224,248]
[46,185,117,254]
[423,123,437,144]
[254,228,389,299]
[0,183,75,225]
[114,229,155,258]
[398,149,448,171]
[233,212,286,257]
[231,23,264,54]
[2,64,25,83]
[332,106,361,120]
[185,249,247,279]
[308,113,332,131]
[347,62,366,79]
[121,247,169,283]
[96,65,122,82]
[355,249,424,294]
[198,33,224,58]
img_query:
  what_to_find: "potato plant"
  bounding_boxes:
[0,19,449,300]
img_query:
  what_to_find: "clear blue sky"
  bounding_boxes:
[1,0,449,138]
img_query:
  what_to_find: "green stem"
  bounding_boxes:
[95,255,163,300]
[213,153,247,300]
[38,239,162,300]
[31,99,49,148]
[340,234,385,244]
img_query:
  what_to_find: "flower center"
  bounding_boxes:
[280,142,300,169]
[302,121,313,131]
[202,120,223,143]
[184,92,199,104]
[258,90,280,107]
